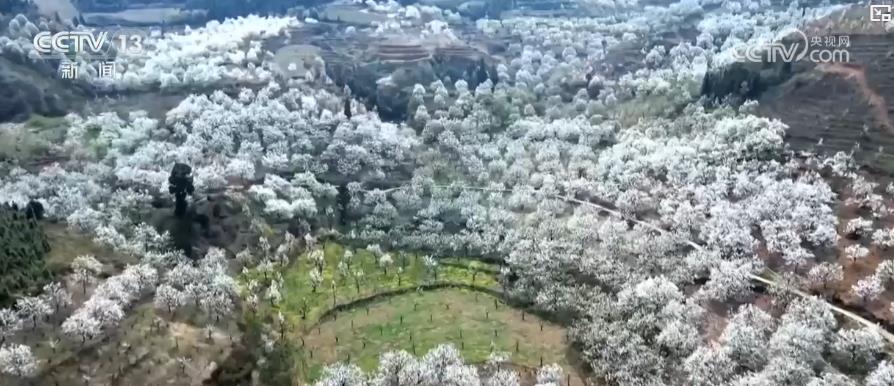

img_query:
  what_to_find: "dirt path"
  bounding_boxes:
[564,193,894,348]
[408,184,894,349]
[818,63,894,135]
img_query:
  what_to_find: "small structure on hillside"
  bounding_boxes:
[274,44,327,81]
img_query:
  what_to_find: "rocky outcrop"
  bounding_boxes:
[375,63,438,121]
[152,192,254,259]
[433,45,495,88]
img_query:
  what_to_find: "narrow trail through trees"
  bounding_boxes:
[382,184,894,347]
[818,63,894,136]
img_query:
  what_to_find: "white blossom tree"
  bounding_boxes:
[844,244,870,264]
[310,269,323,293]
[720,304,774,370]
[379,253,394,275]
[61,312,102,344]
[0,344,37,379]
[872,228,894,249]
[852,276,884,305]
[14,296,51,330]
[807,263,843,293]
[683,346,735,386]
[40,282,72,316]
[0,309,21,344]
[829,327,884,372]
[313,363,367,386]
[488,369,520,386]
[154,284,186,314]
[867,361,894,386]
[71,255,103,294]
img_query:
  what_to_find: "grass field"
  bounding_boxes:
[240,241,578,383]
[302,288,574,381]
[243,242,499,334]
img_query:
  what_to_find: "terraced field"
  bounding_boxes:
[757,23,894,174]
